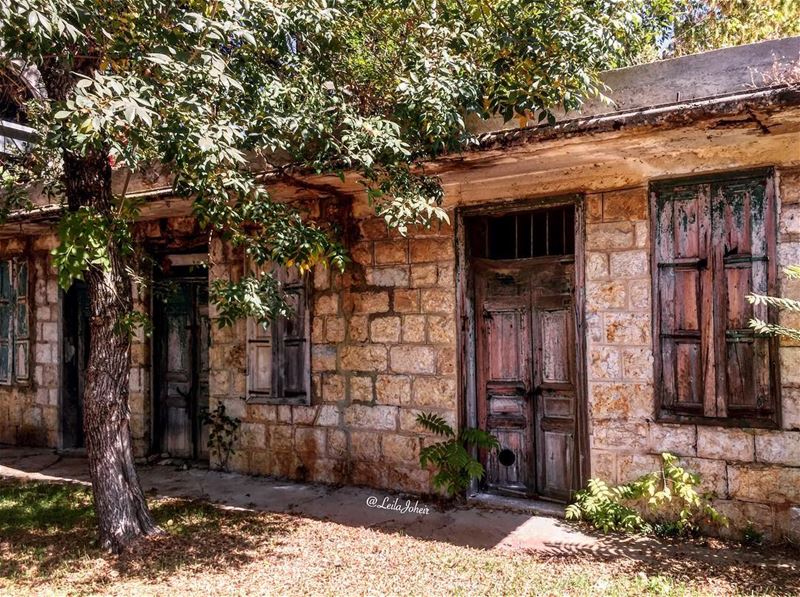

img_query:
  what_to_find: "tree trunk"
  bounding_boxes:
[62,149,161,553]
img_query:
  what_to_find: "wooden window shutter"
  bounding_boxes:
[711,177,776,420]
[245,262,310,404]
[0,261,11,384]
[14,260,29,382]
[653,183,712,416]
[654,171,778,425]
[272,267,310,402]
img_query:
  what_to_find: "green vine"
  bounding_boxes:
[566,453,727,536]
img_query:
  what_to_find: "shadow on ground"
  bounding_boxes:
[1,446,799,594]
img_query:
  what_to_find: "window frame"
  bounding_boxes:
[0,257,30,386]
[650,169,781,429]
[245,262,312,406]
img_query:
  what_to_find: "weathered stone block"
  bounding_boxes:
[292,406,318,425]
[589,347,621,381]
[603,188,647,221]
[411,264,438,288]
[591,420,649,451]
[340,345,388,372]
[390,346,437,374]
[420,289,455,314]
[412,377,457,408]
[590,450,617,483]
[376,375,411,405]
[324,317,346,343]
[401,315,426,343]
[393,289,420,313]
[295,427,326,457]
[239,422,267,449]
[679,456,728,497]
[398,407,455,434]
[383,434,420,463]
[713,500,775,541]
[322,374,346,402]
[648,423,697,457]
[270,424,294,451]
[327,429,348,458]
[350,241,373,266]
[617,453,661,483]
[350,375,374,403]
[370,316,401,343]
[609,250,649,279]
[350,431,382,460]
[374,240,408,265]
[697,427,755,462]
[316,405,341,427]
[410,238,454,263]
[314,294,339,315]
[427,315,455,345]
[621,347,653,381]
[587,280,627,310]
[590,382,653,420]
[586,222,635,250]
[312,344,337,371]
[366,267,409,287]
[755,430,800,466]
[345,404,398,431]
[349,291,390,314]
[348,316,369,343]
[586,252,609,280]
[605,313,651,345]
[728,464,800,504]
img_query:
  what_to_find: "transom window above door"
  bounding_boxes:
[651,170,779,427]
[467,204,575,260]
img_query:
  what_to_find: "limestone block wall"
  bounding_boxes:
[584,172,800,542]
[208,216,458,494]
[0,234,60,447]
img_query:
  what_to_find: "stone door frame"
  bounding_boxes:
[454,194,591,497]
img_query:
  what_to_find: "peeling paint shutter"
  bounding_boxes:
[654,183,711,416]
[654,173,777,424]
[14,261,29,382]
[0,261,11,384]
[712,177,776,419]
[247,316,273,397]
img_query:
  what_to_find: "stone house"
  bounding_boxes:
[1,37,799,540]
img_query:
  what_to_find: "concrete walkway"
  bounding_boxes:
[0,446,600,554]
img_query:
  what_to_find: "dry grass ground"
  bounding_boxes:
[0,478,798,596]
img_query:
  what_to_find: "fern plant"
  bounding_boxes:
[417,412,500,496]
[566,453,727,536]
[748,265,800,342]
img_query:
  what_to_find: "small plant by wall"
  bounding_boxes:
[566,453,727,536]
[416,412,500,497]
[201,403,241,472]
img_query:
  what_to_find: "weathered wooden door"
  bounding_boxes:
[474,257,578,501]
[467,205,582,501]
[62,280,90,449]
[154,275,210,460]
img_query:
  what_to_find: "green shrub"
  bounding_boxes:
[566,453,727,536]
[417,412,499,496]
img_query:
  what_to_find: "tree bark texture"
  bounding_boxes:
[43,57,160,552]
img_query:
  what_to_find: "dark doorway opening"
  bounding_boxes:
[462,201,585,503]
[152,262,210,460]
[61,280,89,449]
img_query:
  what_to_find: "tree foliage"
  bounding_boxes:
[748,265,800,343]
[0,0,668,317]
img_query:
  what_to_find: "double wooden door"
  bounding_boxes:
[475,258,578,501]
[154,275,210,460]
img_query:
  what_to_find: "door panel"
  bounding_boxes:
[155,274,210,460]
[474,258,579,502]
[62,281,89,449]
